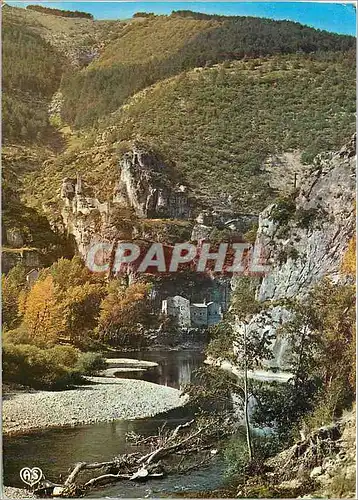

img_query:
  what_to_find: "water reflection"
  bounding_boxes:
[106,350,205,389]
[3,411,192,487]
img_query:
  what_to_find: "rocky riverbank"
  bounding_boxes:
[3,377,187,436]
[3,487,35,499]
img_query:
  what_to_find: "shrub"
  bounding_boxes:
[244,224,258,244]
[224,433,281,479]
[2,343,82,389]
[224,434,249,478]
[3,341,108,389]
[295,207,320,229]
[75,352,107,375]
[270,196,296,225]
[277,246,300,264]
[3,325,32,344]
[51,345,80,368]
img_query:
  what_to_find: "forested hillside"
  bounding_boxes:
[60,11,355,128]
[2,14,63,143]
[26,5,94,19]
[2,6,356,216]
[97,52,355,211]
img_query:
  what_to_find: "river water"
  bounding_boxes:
[3,349,231,496]
[105,349,205,389]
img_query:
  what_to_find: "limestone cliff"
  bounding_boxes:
[114,148,191,219]
[60,147,193,258]
[235,135,356,369]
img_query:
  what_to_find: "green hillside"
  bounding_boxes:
[2,7,356,216]
[26,4,94,19]
[97,52,355,211]
[2,12,63,144]
[60,11,355,128]
[2,4,125,145]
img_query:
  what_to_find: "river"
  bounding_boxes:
[3,349,233,496]
[105,349,205,389]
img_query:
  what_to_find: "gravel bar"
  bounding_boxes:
[3,487,35,499]
[3,377,187,436]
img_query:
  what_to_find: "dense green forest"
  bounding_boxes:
[60,13,355,128]
[26,5,94,19]
[2,15,63,143]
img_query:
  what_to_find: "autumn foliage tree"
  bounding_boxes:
[45,255,104,290]
[62,283,105,345]
[17,257,106,346]
[97,280,152,346]
[23,275,66,346]
[7,256,153,349]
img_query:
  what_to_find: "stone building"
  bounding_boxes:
[161,295,191,327]
[189,303,208,327]
[168,185,191,219]
[190,301,222,327]
[61,175,110,217]
[161,296,222,328]
[26,269,40,287]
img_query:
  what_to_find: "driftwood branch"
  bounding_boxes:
[138,421,209,466]
[64,462,86,486]
[85,473,131,487]
[64,460,122,486]
[59,416,230,497]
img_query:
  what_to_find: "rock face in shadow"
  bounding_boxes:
[235,135,356,369]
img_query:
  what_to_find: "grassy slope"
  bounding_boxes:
[60,12,355,128]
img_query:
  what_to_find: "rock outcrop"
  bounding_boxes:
[114,148,191,219]
[264,406,356,498]
[235,136,356,369]
[60,175,115,258]
[2,249,42,274]
[60,148,192,258]
[191,211,258,241]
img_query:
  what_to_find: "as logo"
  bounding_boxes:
[19,467,43,488]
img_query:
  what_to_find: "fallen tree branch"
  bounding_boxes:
[58,416,230,497]
[139,422,210,466]
[167,419,195,442]
[84,473,131,487]
[64,463,86,486]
